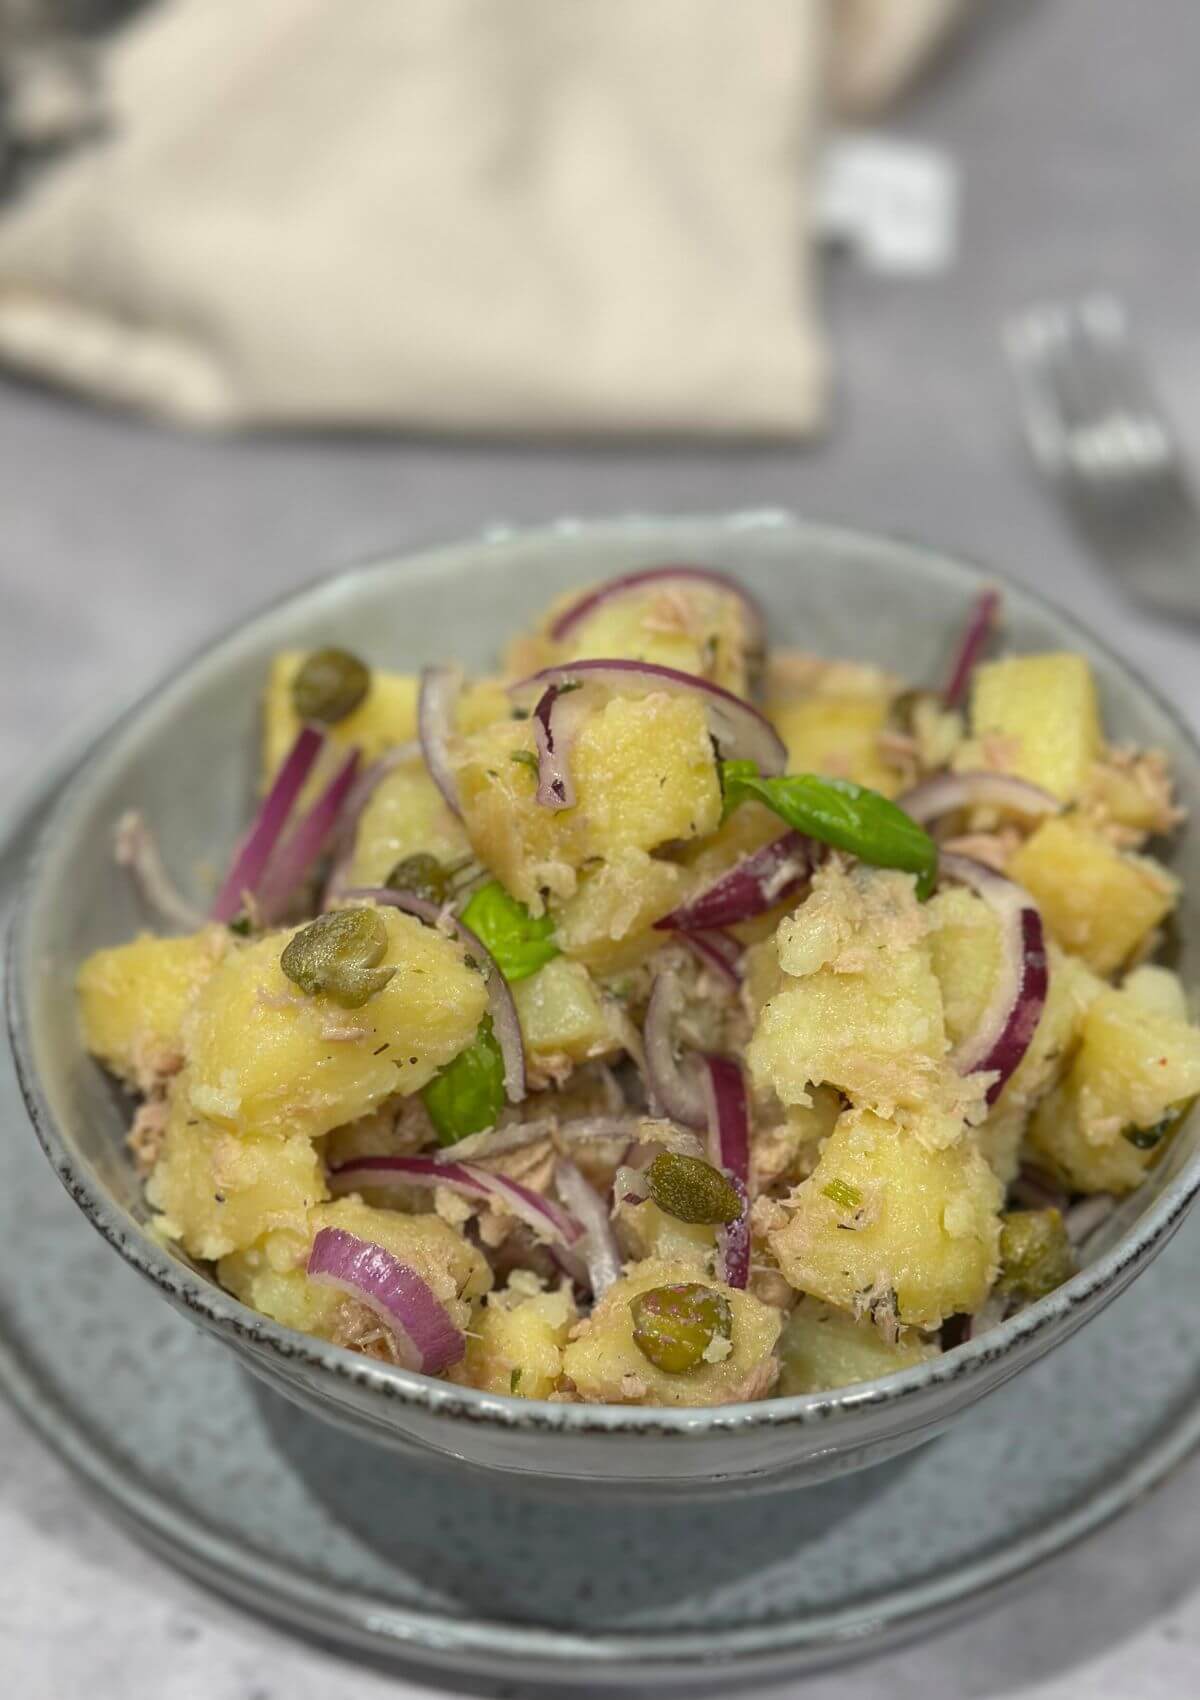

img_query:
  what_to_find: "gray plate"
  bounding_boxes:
[5,741,1200,1694]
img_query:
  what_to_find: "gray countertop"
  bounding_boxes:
[3,0,1200,1694]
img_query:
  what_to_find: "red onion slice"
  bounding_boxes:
[114,810,205,931]
[211,725,325,922]
[656,832,811,933]
[418,664,464,817]
[554,1157,623,1296]
[323,740,421,906]
[898,772,1059,827]
[643,971,708,1129]
[341,886,526,1103]
[255,747,362,924]
[943,588,1001,709]
[702,1054,751,1289]
[307,1226,464,1374]
[681,929,744,988]
[548,564,766,647]
[512,659,787,776]
[327,1155,582,1247]
[530,683,593,811]
[939,852,1049,1105]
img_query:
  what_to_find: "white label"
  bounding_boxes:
[815,131,959,275]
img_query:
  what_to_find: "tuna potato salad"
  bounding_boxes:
[78,568,1200,1407]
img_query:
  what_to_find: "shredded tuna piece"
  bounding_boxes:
[127,1098,170,1176]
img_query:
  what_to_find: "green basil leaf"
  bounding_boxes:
[720,762,938,899]
[460,880,559,983]
[421,1019,506,1146]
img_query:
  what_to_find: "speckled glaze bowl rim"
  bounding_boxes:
[9,509,1200,1449]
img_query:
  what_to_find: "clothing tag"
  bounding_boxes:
[815,131,958,275]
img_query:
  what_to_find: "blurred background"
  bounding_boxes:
[3,2,1200,1696]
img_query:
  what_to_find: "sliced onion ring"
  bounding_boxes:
[256,746,362,924]
[327,1155,581,1247]
[680,929,744,988]
[341,886,526,1103]
[548,564,765,647]
[307,1226,464,1374]
[418,664,464,817]
[323,741,421,906]
[939,852,1049,1105]
[701,1055,751,1289]
[943,588,1001,709]
[211,724,325,922]
[554,1157,623,1296]
[530,682,592,812]
[512,659,787,776]
[643,971,707,1129]
[657,832,811,933]
[114,810,205,931]
[898,772,1059,827]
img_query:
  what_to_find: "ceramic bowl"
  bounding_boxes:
[10,513,1200,1496]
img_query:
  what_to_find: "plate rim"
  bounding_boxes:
[1,553,1200,1685]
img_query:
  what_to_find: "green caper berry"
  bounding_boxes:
[291,647,370,725]
[630,1283,732,1375]
[644,1152,742,1225]
[996,1209,1077,1302]
[280,907,395,1009]
[385,852,452,906]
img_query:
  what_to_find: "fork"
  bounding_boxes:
[1004,294,1200,620]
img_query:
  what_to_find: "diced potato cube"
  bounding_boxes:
[1028,985,1200,1193]
[511,957,621,1080]
[77,927,228,1090]
[968,653,1102,801]
[562,1258,781,1407]
[769,1109,1002,1330]
[1008,817,1177,974]
[777,1296,938,1394]
[148,1098,327,1261]
[451,1279,577,1399]
[927,887,1003,1050]
[553,849,684,974]
[769,693,899,795]
[219,1197,491,1339]
[1122,964,1190,1023]
[183,907,488,1139]
[751,1086,843,1193]
[544,580,755,696]
[615,1199,717,1270]
[262,652,419,782]
[347,754,471,886]
[749,869,946,1115]
[453,693,721,911]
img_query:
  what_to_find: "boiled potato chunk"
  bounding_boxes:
[262,652,419,781]
[615,1198,717,1270]
[183,907,488,1139]
[455,693,721,911]
[346,754,471,886]
[968,653,1101,802]
[147,1099,327,1261]
[749,868,946,1116]
[1027,986,1200,1193]
[562,1258,781,1407]
[77,927,227,1089]
[546,581,754,696]
[777,1296,938,1394]
[219,1197,491,1339]
[927,887,1003,1050]
[769,1109,1003,1330]
[552,849,684,974]
[769,693,898,795]
[1122,964,1189,1023]
[452,1279,577,1399]
[1008,817,1177,975]
[511,957,621,1077]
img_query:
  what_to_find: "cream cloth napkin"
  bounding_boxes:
[0,0,963,435]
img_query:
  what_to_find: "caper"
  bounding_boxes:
[996,1209,1076,1303]
[644,1151,742,1225]
[630,1282,732,1374]
[385,852,452,906]
[280,907,395,1008]
[291,647,370,724]
[1124,1111,1178,1152]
